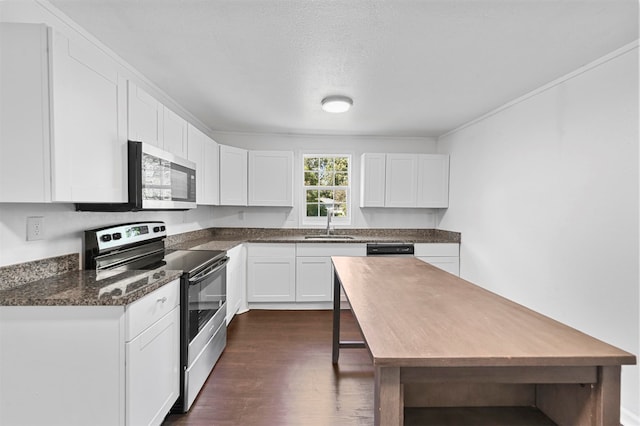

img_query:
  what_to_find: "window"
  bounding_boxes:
[303,154,351,224]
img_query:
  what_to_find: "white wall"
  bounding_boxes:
[437,46,639,423]
[211,132,438,229]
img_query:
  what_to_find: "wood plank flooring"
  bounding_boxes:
[162,310,374,426]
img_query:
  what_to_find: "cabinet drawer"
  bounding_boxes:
[296,243,366,257]
[126,279,180,341]
[248,243,296,257]
[414,243,459,257]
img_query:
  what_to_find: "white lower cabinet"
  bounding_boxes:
[296,256,333,302]
[126,305,180,426]
[246,243,366,306]
[226,244,247,324]
[414,243,460,276]
[0,280,180,426]
[296,244,366,303]
[247,244,296,302]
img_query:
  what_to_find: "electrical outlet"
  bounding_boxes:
[27,216,44,241]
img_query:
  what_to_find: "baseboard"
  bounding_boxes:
[622,407,640,426]
[247,302,333,310]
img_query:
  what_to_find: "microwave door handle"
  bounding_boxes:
[188,257,230,284]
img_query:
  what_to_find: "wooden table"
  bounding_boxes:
[331,256,636,426]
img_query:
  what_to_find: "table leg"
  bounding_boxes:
[594,365,621,425]
[375,366,402,426]
[332,269,341,364]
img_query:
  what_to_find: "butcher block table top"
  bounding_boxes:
[332,256,634,367]
[331,256,636,426]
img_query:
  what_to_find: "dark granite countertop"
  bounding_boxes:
[0,227,459,307]
[0,268,183,307]
[168,228,460,250]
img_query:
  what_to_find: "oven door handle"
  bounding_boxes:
[188,257,229,284]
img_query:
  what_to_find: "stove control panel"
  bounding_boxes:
[86,221,167,254]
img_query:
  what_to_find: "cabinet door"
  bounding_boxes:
[248,151,294,206]
[204,135,220,205]
[0,23,51,202]
[219,145,248,206]
[385,154,418,207]
[296,257,333,302]
[187,124,219,205]
[417,154,449,208]
[360,153,386,207]
[163,107,188,158]
[126,306,180,426]
[247,256,296,302]
[226,245,240,324]
[50,29,127,202]
[127,81,163,148]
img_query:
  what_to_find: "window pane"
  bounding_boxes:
[334,190,346,203]
[319,157,332,172]
[334,157,348,172]
[318,170,334,186]
[335,172,348,186]
[334,203,347,217]
[319,204,328,217]
[304,157,319,171]
[319,189,334,202]
[306,190,318,202]
[306,203,319,217]
[304,172,318,186]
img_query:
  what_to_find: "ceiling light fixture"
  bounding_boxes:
[321,95,353,113]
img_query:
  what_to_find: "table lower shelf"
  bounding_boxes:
[404,406,556,426]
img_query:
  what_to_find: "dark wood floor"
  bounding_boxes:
[162,309,374,426]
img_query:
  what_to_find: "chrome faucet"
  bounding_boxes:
[326,207,334,236]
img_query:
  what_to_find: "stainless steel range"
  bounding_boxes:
[84,221,228,413]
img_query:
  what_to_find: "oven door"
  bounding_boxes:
[187,257,228,342]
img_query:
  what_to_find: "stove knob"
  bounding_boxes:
[160,225,166,231]
[112,232,122,240]
[153,226,161,233]
[100,234,112,242]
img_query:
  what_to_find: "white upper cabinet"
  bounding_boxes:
[360,153,386,207]
[360,152,450,209]
[127,81,188,158]
[219,144,248,206]
[50,29,127,203]
[1,23,51,202]
[248,151,294,206]
[0,23,127,203]
[417,154,449,207]
[127,81,163,148]
[187,124,219,205]
[162,108,188,158]
[385,153,419,207]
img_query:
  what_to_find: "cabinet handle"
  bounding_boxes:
[157,297,167,303]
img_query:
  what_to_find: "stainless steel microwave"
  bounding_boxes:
[77,141,196,211]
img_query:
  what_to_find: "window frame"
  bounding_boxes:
[301,153,352,227]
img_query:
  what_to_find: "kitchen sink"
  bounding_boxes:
[304,235,356,240]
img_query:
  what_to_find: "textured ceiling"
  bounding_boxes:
[50,0,639,137]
